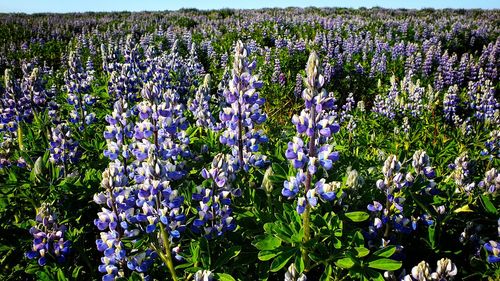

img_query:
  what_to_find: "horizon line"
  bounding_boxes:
[1,6,499,15]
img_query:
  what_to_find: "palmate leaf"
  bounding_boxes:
[270,249,298,272]
[253,235,282,251]
[213,246,241,269]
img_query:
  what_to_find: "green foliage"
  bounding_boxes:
[0,7,499,281]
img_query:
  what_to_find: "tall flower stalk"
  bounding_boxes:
[95,77,189,280]
[282,51,340,269]
[219,40,268,171]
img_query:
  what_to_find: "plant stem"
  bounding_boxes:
[159,224,179,281]
[302,204,311,269]
[267,193,272,213]
[17,124,24,151]
[237,98,244,170]
[383,197,391,240]
[302,105,316,271]
[152,110,178,281]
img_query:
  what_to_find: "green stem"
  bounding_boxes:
[152,110,178,281]
[302,104,316,271]
[186,261,199,281]
[302,204,311,268]
[159,225,179,281]
[237,98,244,170]
[17,125,24,151]
[267,193,272,213]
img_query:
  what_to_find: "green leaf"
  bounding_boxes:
[345,211,369,222]
[372,246,396,258]
[190,240,200,263]
[254,235,282,251]
[258,250,281,261]
[352,231,365,246]
[175,262,194,270]
[332,237,342,249]
[368,258,402,271]
[291,228,304,243]
[428,224,436,249]
[38,271,52,281]
[128,272,143,281]
[480,194,497,215]
[213,246,241,269]
[295,254,305,274]
[71,266,83,278]
[57,269,68,281]
[270,249,297,272]
[25,263,39,274]
[184,267,203,273]
[365,269,385,281]
[319,265,332,281]
[335,257,355,269]
[453,204,474,213]
[263,222,274,234]
[215,273,236,281]
[200,237,211,268]
[271,163,287,178]
[355,247,370,258]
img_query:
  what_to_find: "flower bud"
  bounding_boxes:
[262,166,273,194]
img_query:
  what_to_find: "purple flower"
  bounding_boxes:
[219,41,268,170]
[367,201,383,212]
[26,204,71,266]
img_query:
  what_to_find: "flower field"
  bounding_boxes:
[0,7,499,281]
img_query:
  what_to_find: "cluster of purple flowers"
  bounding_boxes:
[219,40,268,171]
[0,65,51,167]
[95,60,193,280]
[271,58,286,87]
[48,123,81,165]
[481,130,499,160]
[478,168,499,194]
[26,204,71,266]
[367,151,436,246]
[468,79,499,124]
[188,74,219,130]
[484,240,500,263]
[282,51,340,214]
[483,218,500,264]
[449,153,474,194]
[372,75,399,120]
[340,92,355,124]
[294,73,302,98]
[443,85,460,125]
[191,153,240,239]
[65,49,96,130]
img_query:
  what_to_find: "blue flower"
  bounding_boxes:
[484,241,500,263]
[219,40,268,170]
[26,205,71,266]
[367,201,383,212]
[315,179,338,201]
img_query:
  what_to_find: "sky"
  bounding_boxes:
[0,0,498,14]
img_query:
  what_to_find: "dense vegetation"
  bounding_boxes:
[0,7,499,281]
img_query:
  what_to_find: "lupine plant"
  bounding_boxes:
[26,203,71,266]
[279,50,341,271]
[191,153,239,239]
[0,7,498,281]
[219,40,268,171]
